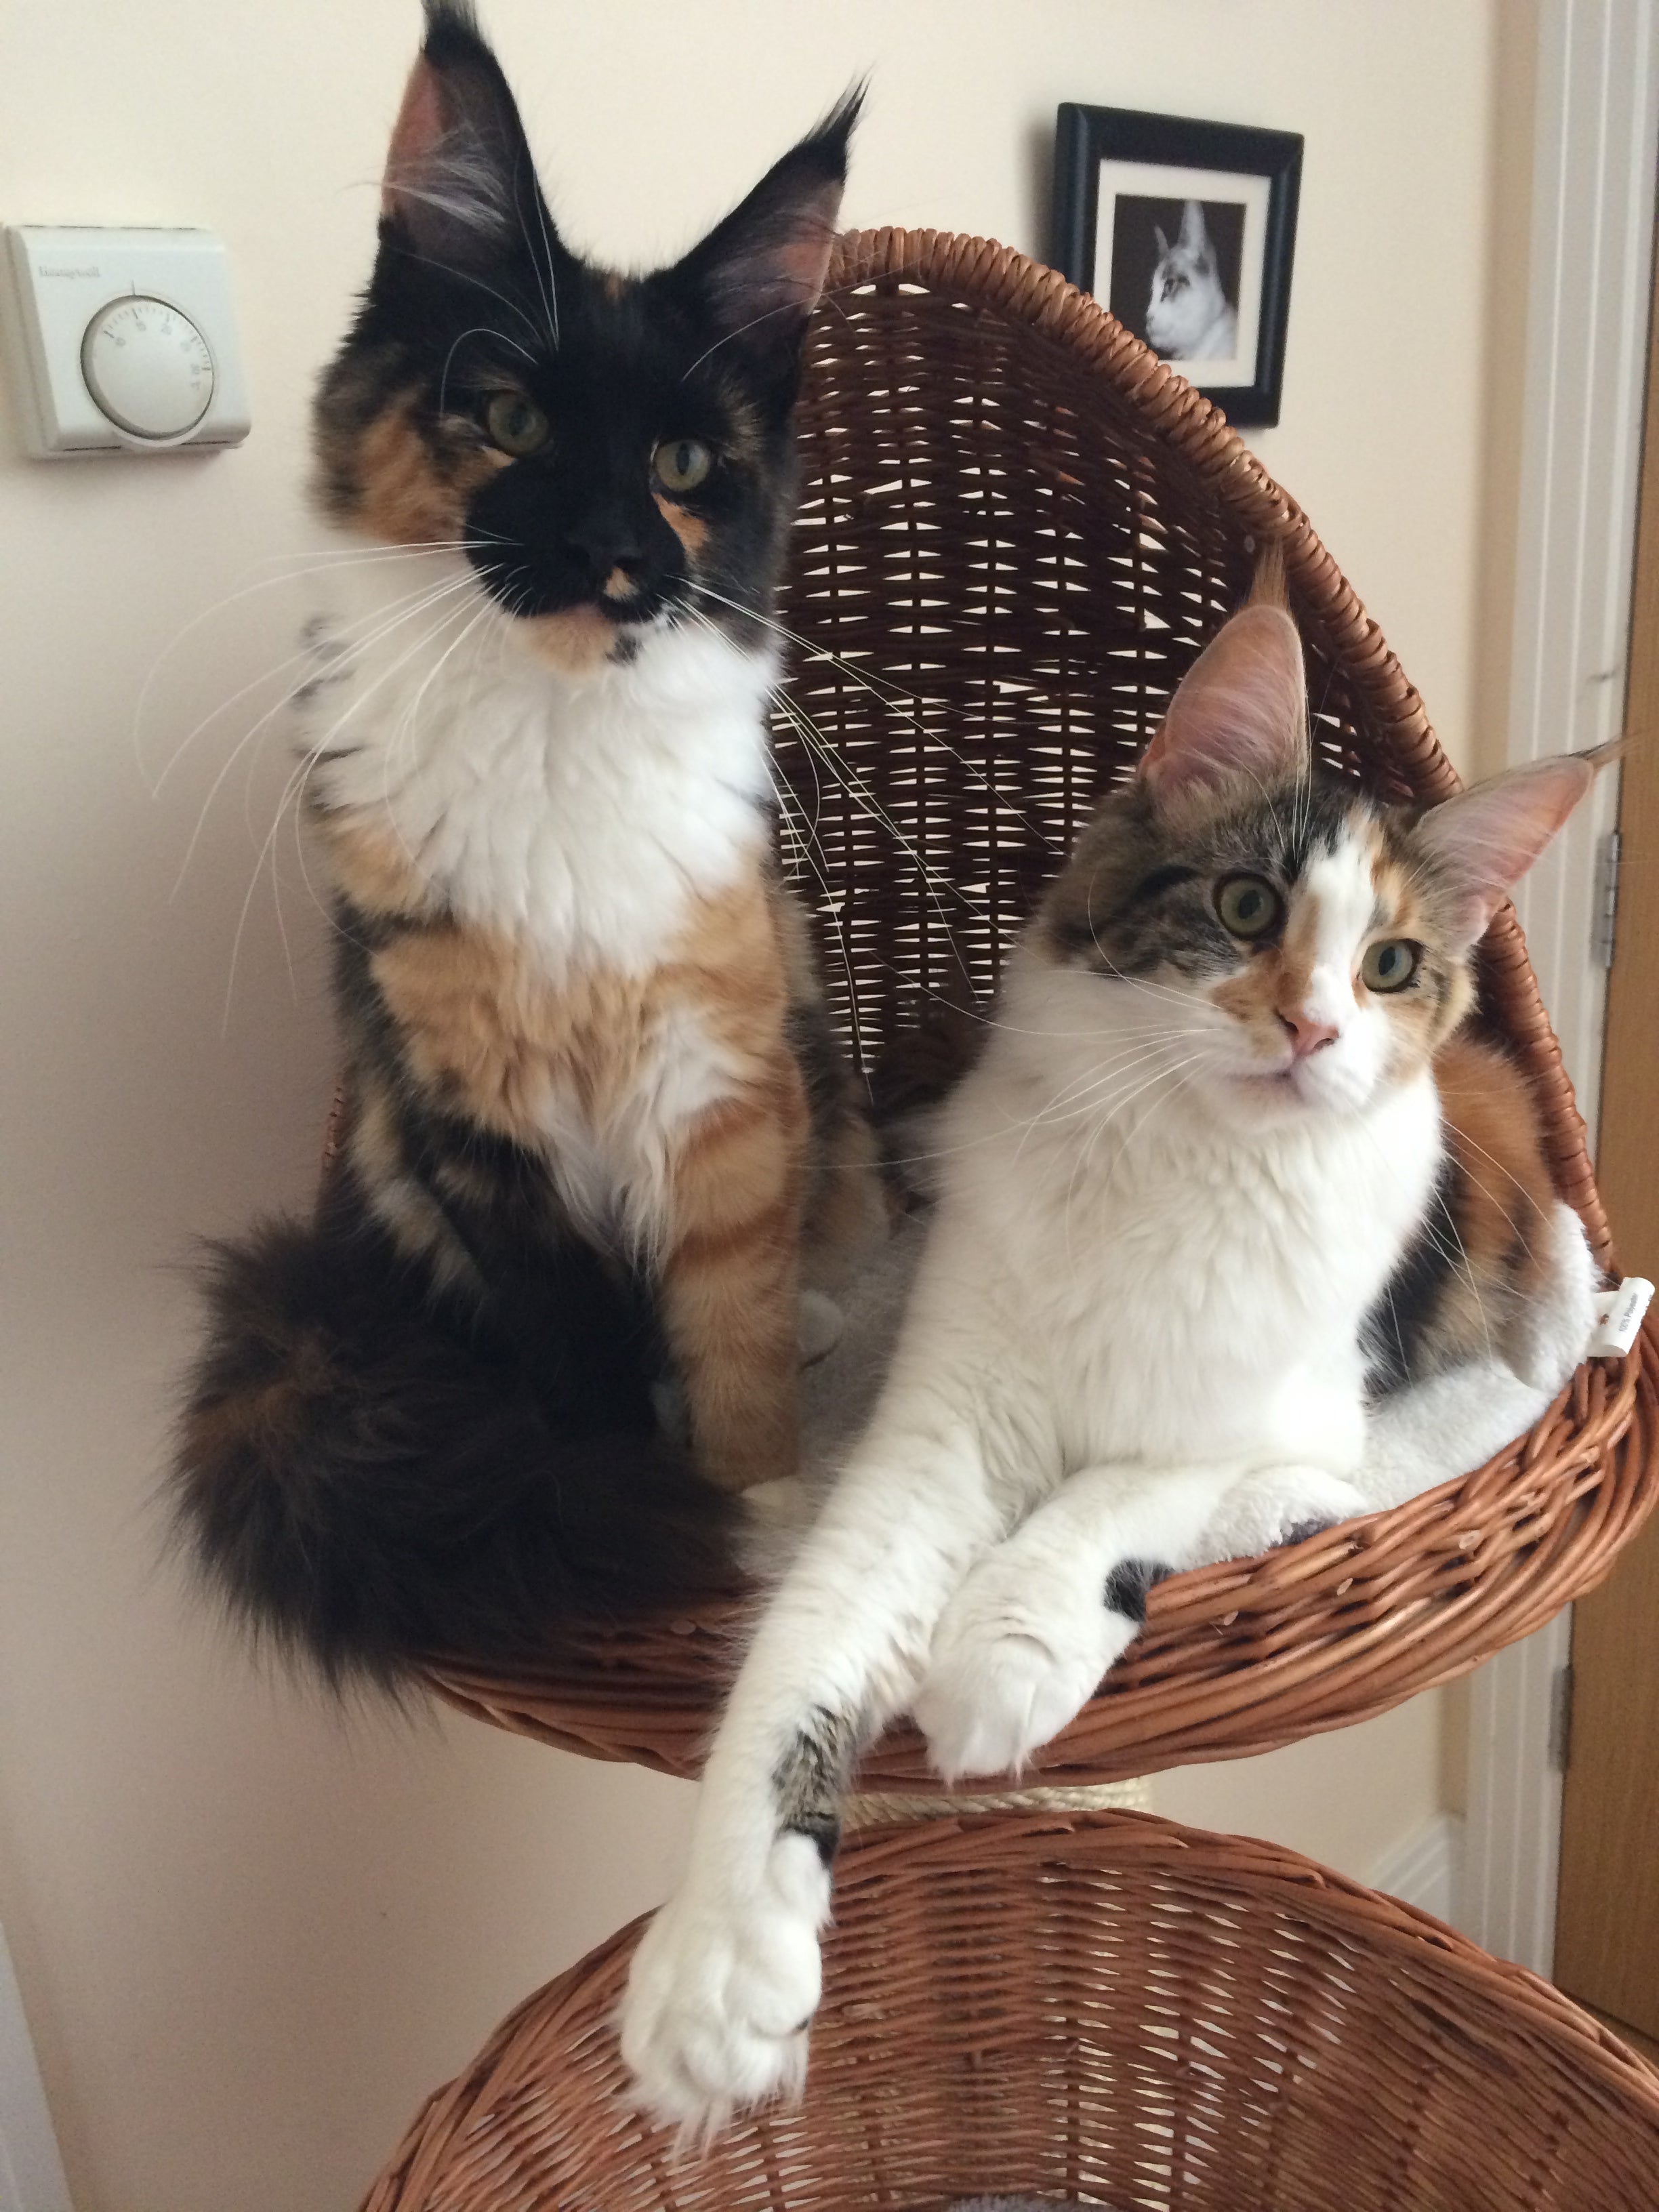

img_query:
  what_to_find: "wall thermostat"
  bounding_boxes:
[2,225,250,457]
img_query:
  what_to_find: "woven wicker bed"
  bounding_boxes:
[361,1807,1659,2211]
[411,228,1656,1790]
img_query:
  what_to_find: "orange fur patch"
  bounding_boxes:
[1436,1035,1557,1296]
[518,605,623,676]
[308,811,430,919]
[346,1074,477,1287]
[346,392,500,546]
[1211,890,1338,1033]
[653,492,709,560]
[1369,840,1471,1076]
[661,1073,805,1491]
[367,878,812,1490]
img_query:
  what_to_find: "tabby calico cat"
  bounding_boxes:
[621,568,1604,2132]
[170,1,882,1685]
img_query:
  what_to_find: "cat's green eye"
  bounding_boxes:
[1361,938,1420,993]
[652,437,714,495]
[1214,874,1283,939]
[485,392,550,457]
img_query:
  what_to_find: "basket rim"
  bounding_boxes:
[424,1325,1654,1790]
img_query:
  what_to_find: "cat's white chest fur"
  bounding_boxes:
[300,547,779,977]
[300,548,778,1233]
[926,956,1443,1475]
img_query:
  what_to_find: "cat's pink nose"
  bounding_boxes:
[1278,1008,1338,1058]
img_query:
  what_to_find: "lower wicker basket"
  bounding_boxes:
[361,1809,1659,2212]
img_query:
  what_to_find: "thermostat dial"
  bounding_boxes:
[80,295,215,440]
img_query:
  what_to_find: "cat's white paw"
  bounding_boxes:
[914,1555,1137,1780]
[1195,1466,1367,1566]
[620,1833,830,2135]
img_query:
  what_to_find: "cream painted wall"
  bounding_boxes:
[0,4,1522,2208]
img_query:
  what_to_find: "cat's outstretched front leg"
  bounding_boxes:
[914,1460,1364,1779]
[621,1391,1029,2133]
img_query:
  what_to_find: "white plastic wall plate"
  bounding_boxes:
[1,224,251,457]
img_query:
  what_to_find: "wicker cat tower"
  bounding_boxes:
[360,232,1659,2209]
[367,1811,1659,2212]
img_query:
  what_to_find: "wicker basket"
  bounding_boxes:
[362,1807,1659,2211]
[416,227,1656,1788]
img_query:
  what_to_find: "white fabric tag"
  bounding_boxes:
[1587,1277,1655,1358]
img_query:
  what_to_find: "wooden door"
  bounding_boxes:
[1553,285,1659,2045]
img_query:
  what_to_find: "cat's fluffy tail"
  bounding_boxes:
[169,1214,738,1691]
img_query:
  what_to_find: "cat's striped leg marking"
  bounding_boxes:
[662,1052,809,1492]
[621,1399,1011,2133]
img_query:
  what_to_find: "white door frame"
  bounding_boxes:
[1460,0,1659,1976]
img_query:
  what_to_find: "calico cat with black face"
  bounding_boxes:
[170,0,882,1686]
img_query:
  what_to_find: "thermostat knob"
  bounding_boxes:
[80,294,215,440]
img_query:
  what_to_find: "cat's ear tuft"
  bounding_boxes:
[1179,199,1212,268]
[1153,224,1171,260]
[382,2,551,270]
[1139,600,1309,803]
[1411,747,1612,949]
[676,89,861,369]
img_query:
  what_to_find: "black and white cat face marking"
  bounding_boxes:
[313,0,857,675]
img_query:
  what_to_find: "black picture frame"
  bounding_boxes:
[1052,104,1302,428]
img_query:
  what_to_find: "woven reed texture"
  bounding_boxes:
[361,1808,1659,2212]
[417,228,1656,1789]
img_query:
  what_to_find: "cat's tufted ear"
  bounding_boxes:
[675,91,861,371]
[1139,595,1309,803]
[382,1,557,273]
[1411,747,1615,950]
[1179,199,1213,269]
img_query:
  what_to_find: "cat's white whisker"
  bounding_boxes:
[224,739,332,1031]
[220,583,491,1023]
[436,323,536,415]
[142,560,475,794]
[686,577,1046,848]
[527,187,560,350]
[169,573,478,903]
[1021,1029,1215,1133]
[769,687,979,938]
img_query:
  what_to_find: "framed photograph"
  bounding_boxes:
[1052,104,1302,428]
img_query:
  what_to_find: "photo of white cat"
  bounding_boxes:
[1054,107,1302,425]
[1090,158,1269,386]
[1138,198,1240,360]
